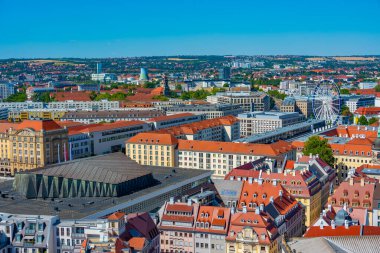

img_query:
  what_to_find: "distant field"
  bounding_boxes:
[167,58,198,61]
[333,57,376,61]
[17,59,79,65]
[306,57,326,61]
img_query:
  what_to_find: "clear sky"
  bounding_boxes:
[0,0,379,58]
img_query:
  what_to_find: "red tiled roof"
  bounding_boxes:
[127,132,178,146]
[128,237,146,251]
[68,121,146,136]
[107,211,125,220]
[166,204,193,213]
[304,226,361,237]
[355,107,380,116]
[51,91,92,102]
[17,120,63,131]
[148,113,195,122]
[178,139,294,156]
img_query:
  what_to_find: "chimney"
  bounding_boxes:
[259,204,264,212]
[292,170,296,176]
[316,154,319,158]
[248,177,253,184]
[331,220,336,229]
[344,220,349,229]
[360,177,365,187]
[169,197,174,204]
[270,196,274,203]
[231,207,235,214]
[255,208,260,214]
[328,204,332,212]
[272,180,277,186]
[320,220,324,229]
[309,153,312,158]
[187,199,192,206]
[200,187,203,193]
[349,177,354,186]
[279,190,283,200]
[242,206,247,213]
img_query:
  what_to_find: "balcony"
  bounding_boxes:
[25,228,36,235]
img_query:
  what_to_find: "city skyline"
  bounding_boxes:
[0,0,379,58]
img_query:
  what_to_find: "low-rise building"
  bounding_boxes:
[148,113,204,130]
[0,119,69,175]
[47,100,119,110]
[166,104,243,119]
[346,96,375,113]
[238,111,305,136]
[61,110,164,124]
[0,108,8,120]
[0,213,59,253]
[68,120,151,159]
[178,140,295,179]
[206,92,270,112]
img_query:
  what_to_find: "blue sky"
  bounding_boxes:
[0,0,379,58]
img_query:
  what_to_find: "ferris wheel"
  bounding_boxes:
[312,81,341,125]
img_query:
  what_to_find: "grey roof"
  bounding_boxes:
[288,236,380,253]
[62,110,163,119]
[21,153,149,184]
[0,154,211,219]
[213,179,243,204]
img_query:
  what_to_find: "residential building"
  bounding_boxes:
[328,177,380,226]
[359,82,378,89]
[47,100,119,110]
[0,82,15,100]
[218,67,231,80]
[126,132,179,167]
[157,115,240,142]
[355,164,380,180]
[235,180,303,238]
[77,83,100,92]
[295,97,313,118]
[0,120,68,175]
[226,165,321,228]
[0,101,44,111]
[26,86,55,100]
[0,108,8,120]
[91,73,117,82]
[148,113,204,130]
[206,92,270,112]
[238,111,305,136]
[61,110,164,124]
[293,136,375,183]
[158,200,231,253]
[177,140,296,179]
[354,106,380,121]
[0,212,59,253]
[68,120,151,159]
[167,104,243,119]
[8,109,67,122]
[346,96,375,113]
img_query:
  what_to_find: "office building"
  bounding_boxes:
[207,92,270,112]
[166,104,243,120]
[218,67,231,80]
[0,82,15,100]
[77,83,100,92]
[68,120,151,159]
[359,82,377,89]
[0,101,44,111]
[148,113,204,130]
[61,110,164,124]
[238,111,305,136]
[91,73,117,82]
[96,62,102,74]
[156,115,240,142]
[0,108,8,120]
[47,100,120,111]
[346,96,375,113]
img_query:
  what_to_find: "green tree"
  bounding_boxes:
[175,84,183,91]
[357,115,369,125]
[368,117,378,125]
[340,88,350,95]
[4,92,27,102]
[303,135,334,166]
[375,85,380,92]
[32,92,54,102]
